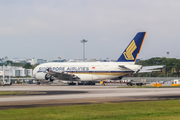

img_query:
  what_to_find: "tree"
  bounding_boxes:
[23,63,32,69]
[4,60,13,65]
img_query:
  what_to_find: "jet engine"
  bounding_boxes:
[35,73,51,80]
[50,76,55,82]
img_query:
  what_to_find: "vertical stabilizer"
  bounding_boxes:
[116,32,146,62]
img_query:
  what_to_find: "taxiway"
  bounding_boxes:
[0,84,180,109]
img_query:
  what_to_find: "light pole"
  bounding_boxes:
[3,65,4,83]
[166,52,169,58]
[81,39,88,62]
[166,52,169,77]
[0,56,8,83]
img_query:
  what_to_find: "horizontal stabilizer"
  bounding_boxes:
[118,65,133,71]
[138,65,165,73]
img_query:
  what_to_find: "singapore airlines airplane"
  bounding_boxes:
[32,32,147,85]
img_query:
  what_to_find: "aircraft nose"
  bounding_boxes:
[32,68,37,78]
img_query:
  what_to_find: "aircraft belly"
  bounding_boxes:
[76,74,93,81]
[92,75,100,80]
[75,72,130,81]
[94,75,113,80]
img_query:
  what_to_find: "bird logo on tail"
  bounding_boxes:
[123,40,137,60]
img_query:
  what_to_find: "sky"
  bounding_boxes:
[0,0,180,60]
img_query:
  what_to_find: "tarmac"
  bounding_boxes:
[0,84,180,110]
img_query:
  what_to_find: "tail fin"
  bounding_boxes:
[116,32,146,62]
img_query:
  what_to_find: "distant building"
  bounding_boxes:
[51,59,67,62]
[0,66,32,77]
[30,58,47,65]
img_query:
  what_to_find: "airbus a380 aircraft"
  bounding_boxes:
[32,32,147,84]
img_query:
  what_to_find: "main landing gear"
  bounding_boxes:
[78,81,96,85]
[68,82,76,85]
[68,81,96,85]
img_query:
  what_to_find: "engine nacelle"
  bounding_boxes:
[35,73,50,80]
[50,76,55,82]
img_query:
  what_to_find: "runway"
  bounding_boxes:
[0,84,180,109]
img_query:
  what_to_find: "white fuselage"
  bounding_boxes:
[33,62,142,81]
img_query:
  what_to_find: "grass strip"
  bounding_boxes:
[0,91,25,95]
[1,100,180,120]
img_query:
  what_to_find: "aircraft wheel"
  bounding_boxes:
[37,82,41,85]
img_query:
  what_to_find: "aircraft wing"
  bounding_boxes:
[138,65,165,73]
[45,68,80,81]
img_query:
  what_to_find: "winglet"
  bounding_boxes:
[116,32,146,62]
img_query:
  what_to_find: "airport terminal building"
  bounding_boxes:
[0,66,32,77]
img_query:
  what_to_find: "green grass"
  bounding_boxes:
[0,91,47,96]
[1,100,180,120]
[0,91,26,95]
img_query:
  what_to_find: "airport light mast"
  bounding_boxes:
[81,39,88,62]
[166,52,169,58]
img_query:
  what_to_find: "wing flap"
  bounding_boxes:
[45,68,80,81]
